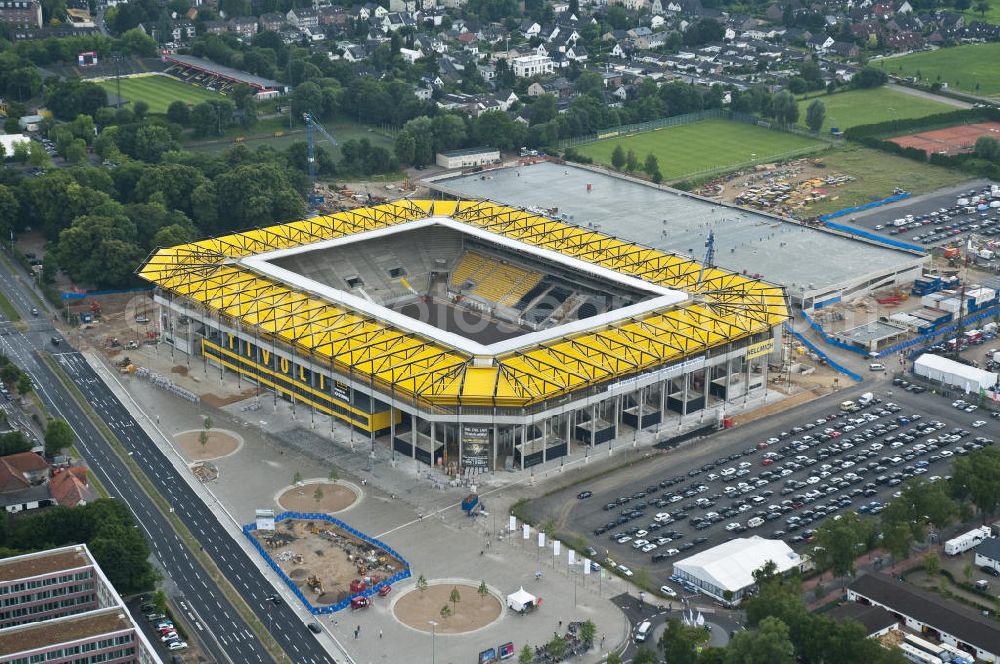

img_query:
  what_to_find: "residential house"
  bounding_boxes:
[259,12,285,30]
[48,468,97,508]
[287,7,319,29]
[0,0,42,29]
[511,53,554,77]
[202,20,228,34]
[414,86,434,100]
[230,16,258,36]
[520,19,541,38]
[399,47,424,63]
[806,34,835,51]
[389,0,417,9]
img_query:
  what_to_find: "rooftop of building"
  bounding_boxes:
[439,146,501,157]
[849,573,1000,656]
[430,161,924,300]
[0,608,133,657]
[0,545,91,584]
[827,602,898,636]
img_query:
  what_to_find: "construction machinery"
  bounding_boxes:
[303,112,337,208]
[307,575,324,594]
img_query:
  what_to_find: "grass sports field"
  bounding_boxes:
[875,44,1000,98]
[797,87,956,132]
[575,119,828,180]
[96,75,224,113]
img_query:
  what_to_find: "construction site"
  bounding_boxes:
[252,518,405,608]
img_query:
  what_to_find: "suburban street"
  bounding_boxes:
[0,255,335,664]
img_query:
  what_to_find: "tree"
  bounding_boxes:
[417,574,428,592]
[0,185,18,243]
[199,415,212,447]
[27,141,51,169]
[770,90,799,127]
[55,215,144,289]
[811,511,872,579]
[965,563,975,583]
[518,645,534,664]
[44,419,73,457]
[478,580,489,602]
[976,0,990,16]
[975,136,1000,163]
[64,138,88,165]
[439,604,452,619]
[724,616,795,664]
[547,635,567,659]
[0,431,32,456]
[611,145,626,170]
[853,66,888,89]
[633,647,657,664]
[882,522,913,561]
[167,100,191,126]
[293,470,303,485]
[313,486,324,505]
[449,586,461,612]
[643,153,659,176]
[607,655,623,664]
[625,149,638,171]
[579,619,596,646]
[153,589,167,614]
[658,618,707,664]
[923,552,940,577]
[16,374,31,396]
[394,130,416,165]
[328,468,338,482]
[805,99,826,132]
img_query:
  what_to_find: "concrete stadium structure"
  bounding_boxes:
[139,199,788,474]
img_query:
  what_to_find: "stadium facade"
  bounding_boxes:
[139,200,788,474]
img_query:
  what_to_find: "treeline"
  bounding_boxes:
[0,28,158,67]
[0,499,158,594]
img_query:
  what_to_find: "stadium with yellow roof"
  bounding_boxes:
[139,199,787,472]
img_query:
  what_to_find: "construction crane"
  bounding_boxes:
[697,230,715,286]
[303,112,337,207]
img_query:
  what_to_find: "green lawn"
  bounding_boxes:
[804,145,970,217]
[875,44,1000,98]
[575,119,829,180]
[96,75,224,113]
[797,87,957,132]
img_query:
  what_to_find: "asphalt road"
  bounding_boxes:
[527,382,993,593]
[0,256,334,664]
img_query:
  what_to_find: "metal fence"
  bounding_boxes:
[559,108,841,149]
[783,322,864,382]
[243,511,412,615]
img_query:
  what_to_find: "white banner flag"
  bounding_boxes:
[538,531,545,548]
[523,524,530,540]
[584,558,592,575]
[553,540,561,557]
[568,549,576,566]
[509,515,517,532]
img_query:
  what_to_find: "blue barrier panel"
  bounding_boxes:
[61,285,155,300]
[818,193,911,221]
[784,323,864,382]
[242,512,412,615]
[822,221,924,252]
[799,310,868,356]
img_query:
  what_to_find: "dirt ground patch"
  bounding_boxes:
[174,429,241,461]
[393,583,502,634]
[889,121,1000,156]
[200,389,259,408]
[252,519,404,606]
[278,482,358,513]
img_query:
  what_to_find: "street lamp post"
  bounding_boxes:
[428,620,437,664]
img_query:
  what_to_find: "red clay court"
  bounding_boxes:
[889,121,1000,156]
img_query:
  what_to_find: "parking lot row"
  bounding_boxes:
[567,390,993,593]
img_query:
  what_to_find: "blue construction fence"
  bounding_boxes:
[784,322,864,382]
[799,310,869,357]
[818,193,911,222]
[61,286,155,300]
[878,303,1000,360]
[243,511,412,615]
[822,221,923,253]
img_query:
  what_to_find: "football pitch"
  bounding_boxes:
[97,75,224,114]
[574,119,829,180]
[875,44,1000,98]
[796,87,957,132]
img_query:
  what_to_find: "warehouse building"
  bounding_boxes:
[436,147,501,170]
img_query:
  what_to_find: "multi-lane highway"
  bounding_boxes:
[0,255,336,664]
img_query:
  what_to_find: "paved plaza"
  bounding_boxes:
[86,344,781,663]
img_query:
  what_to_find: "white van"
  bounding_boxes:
[869,363,885,372]
[636,621,652,642]
[747,516,765,528]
